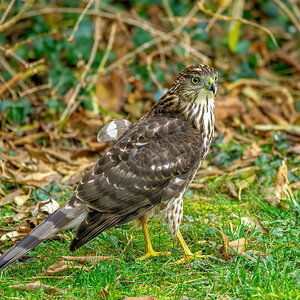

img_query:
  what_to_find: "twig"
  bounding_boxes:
[162,0,177,28]
[20,84,51,97]
[255,124,300,135]
[0,0,16,25]
[68,0,94,41]
[273,0,300,33]
[0,72,24,96]
[96,23,117,73]
[0,66,46,96]
[6,31,59,55]
[205,0,232,32]
[0,44,28,67]
[101,1,206,75]
[80,0,103,85]
[86,22,117,91]
[58,0,102,131]
[0,75,17,100]
[146,56,165,93]
[0,0,36,33]
[197,2,279,48]
[287,0,300,21]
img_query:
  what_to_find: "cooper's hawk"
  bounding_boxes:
[0,64,217,269]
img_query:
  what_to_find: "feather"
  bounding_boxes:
[0,196,86,270]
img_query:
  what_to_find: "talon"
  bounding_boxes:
[137,250,170,260]
[175,253,213,264]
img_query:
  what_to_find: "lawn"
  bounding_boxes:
[0,158,299,299]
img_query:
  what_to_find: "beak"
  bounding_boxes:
[209,82,216,94]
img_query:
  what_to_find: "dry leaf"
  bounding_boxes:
[226,179,238,198]
[32,199,59,217]
[9,280,64,294]
[60,255,113,264]
[263,160,293,206]
[0,189,24,206]
[275,160,293,201]
[213,228,231,260]
[0,231,23,241]
[17,218,40,234]
[15,171,60,187]
[13,133,47,146]
[98,284,109,298]
[242,142,262,159]
[228,237,248,255]
[240,216,269,233]
[216,227,250,261]
[96,71,126,113]
[46,260,89,275]
[14,194,31,206]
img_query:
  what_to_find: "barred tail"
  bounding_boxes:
[0,196,86,270]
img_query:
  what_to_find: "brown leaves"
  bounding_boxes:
[96,71,127,113]
[9,281,64,295]
[216,227,249,261]
[46,260,89,275]
[46,255,114,275]
[32,199,59,217]
[263,160,294,206]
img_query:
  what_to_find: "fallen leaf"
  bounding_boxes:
[242,142,262,160]
[13,132,47,146]
[60,255,113,264]
[0,189,24,206]
[98,284,109,298]
[46,260,89,275]
[228,237,248,255]
[287,144,300,154]
[14,192,31,206]
[0,231,23,241]
[15,171,60,187]
[226,179,238,198]
[263,160,294,206]
[32,198,59,217]
[239,216,269,233]
[9,280,64,294]
[17,218,40,234]
[213,228,231,261]
[96,71,126,113]
[275,160,293,201]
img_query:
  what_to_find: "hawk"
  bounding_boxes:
[0,64,217,269]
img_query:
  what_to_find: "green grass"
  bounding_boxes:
[0,180,299,299]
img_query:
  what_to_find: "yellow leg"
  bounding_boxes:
[137,215,170,260]
[176,230,212,264]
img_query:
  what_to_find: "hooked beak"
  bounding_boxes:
[209,82,216,95]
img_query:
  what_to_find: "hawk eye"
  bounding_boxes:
[191,77,200,85]
[215,74,218,81]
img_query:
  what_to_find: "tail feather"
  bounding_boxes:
[0,196,86,270]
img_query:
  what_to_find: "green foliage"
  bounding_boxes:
[0,98,32,125]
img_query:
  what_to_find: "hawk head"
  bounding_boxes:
[171,64,218,103]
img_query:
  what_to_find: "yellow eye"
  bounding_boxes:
[191,77,199,84]
[215,74,218,81]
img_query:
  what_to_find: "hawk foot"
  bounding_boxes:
[137,250,171,261]
[175,250,213,264]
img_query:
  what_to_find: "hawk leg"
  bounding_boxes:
[137,215,170,260]
[175,230,212,264]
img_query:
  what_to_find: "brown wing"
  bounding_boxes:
[70,115,207,250]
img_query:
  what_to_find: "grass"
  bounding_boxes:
[0,178,299,299]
